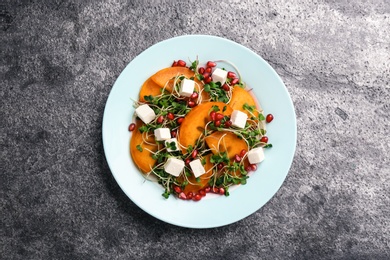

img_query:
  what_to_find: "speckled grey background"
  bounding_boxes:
[1,0,389,259]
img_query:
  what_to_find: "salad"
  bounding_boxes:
[128,58,274,201]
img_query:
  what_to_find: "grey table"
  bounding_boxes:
[1,1,389,259]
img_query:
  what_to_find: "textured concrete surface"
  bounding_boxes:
[1,0,389,259]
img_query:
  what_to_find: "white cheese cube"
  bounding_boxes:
[154,128,171,141]
[231,110,248,129]
[211,68,228,85]
[189,159,206,178]
[135,104,156,124]
[164,157,185,177]
[179,78,195,97]
[247,147,265,164]
[165,138,179,152]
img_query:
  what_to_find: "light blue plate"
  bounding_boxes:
[102,35,296,228]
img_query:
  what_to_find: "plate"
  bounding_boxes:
[102,35,296,228]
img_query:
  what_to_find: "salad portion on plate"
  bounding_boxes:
[129,58,274,201]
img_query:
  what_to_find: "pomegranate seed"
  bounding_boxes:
[245,165,252,172]
[219,187,225,195]
[128,123,136,131]
[177,117,184,125]
[190,92,198,100]
[206,61,217,67]
[199,189,206,197]
[193,194,202,201]
[224,120,232,127]
[239,149,247,157]
[185,158,191,164]
[178,192,187,200]
[205,67,212,74]
[222,84,230,91]
[217,163,224,170]
[231,78,239,85]
[214,120,221,127]
[234,154,242,162]
[204,187,211,193]
[227,71,236,79]
[188,100,196,108]
[260,136,269,143]
[210,111,216,121]
[187,192,193,200]
[191,149,198,158]
[177,60,186,67]
[251,164,257,171]
[167,112,174,120]
[203,72,210,79]
[171,131,177,138]
[157,115,164,124]
[212,187,220,193]
[204,76,212,84]
[198,67,205,74]
[215,113,224,121]
[266,114,274,123]
[172,61,178,67]
[173,185,182,193]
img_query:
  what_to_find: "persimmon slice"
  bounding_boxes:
[150,67,195,88]
[229,86,260,117]
[204,131,248,159]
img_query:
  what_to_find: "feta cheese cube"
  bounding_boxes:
[247,147,265,164]
[211,68,228,85]
[231,110,248,129]
[165,138,179,152]
[164,157,185,177]
[189,159,206,178]
[154,128,171,141]
[135,104,156,124]
[179,78,195,97]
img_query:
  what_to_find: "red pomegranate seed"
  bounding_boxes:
[167,112,174,120]
[251,164,257,171]
[215,113,224,121]
[204,186,211,193]
[199,189,206,197]
[239,149,247,157]
[178,192,187,200]
[219,187,225,195]
[198,67,205,74]
[173,185,182,193]
[260,136,269,143]
[193,194,202,201]
[205,67,212,74]
[224,120,232,127]
[212,187,220,193]
[171,131,177,138]
[188,100,196,108]
[217,163,224,170]
[245,165,252,172]
[177,117,184,125]
[187,192,193,200]
[266,114,274,123]
[177,60,186,67]
[227,71,236,79]
[157,115,164,124]
[222,84,230,91]
[204,76,212,84]
[185,158,191,164]
[234,154,242,162]
[191,149,198,158]
[190,92,198,100]
[215,120,221,127]
[203,72,210,78]
[231,78,239,85]
[128,123,136,131]
[172,61,178,67]
[210,111,216,121]
[206,61,217,67]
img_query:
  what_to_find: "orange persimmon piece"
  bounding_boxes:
[229,86,259,118]
[204,131,248,159]
[181,154,214,194]
[178,102,233,153]
[139,78,163,102]
[130,120,158,173]
[150,67,195,88]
